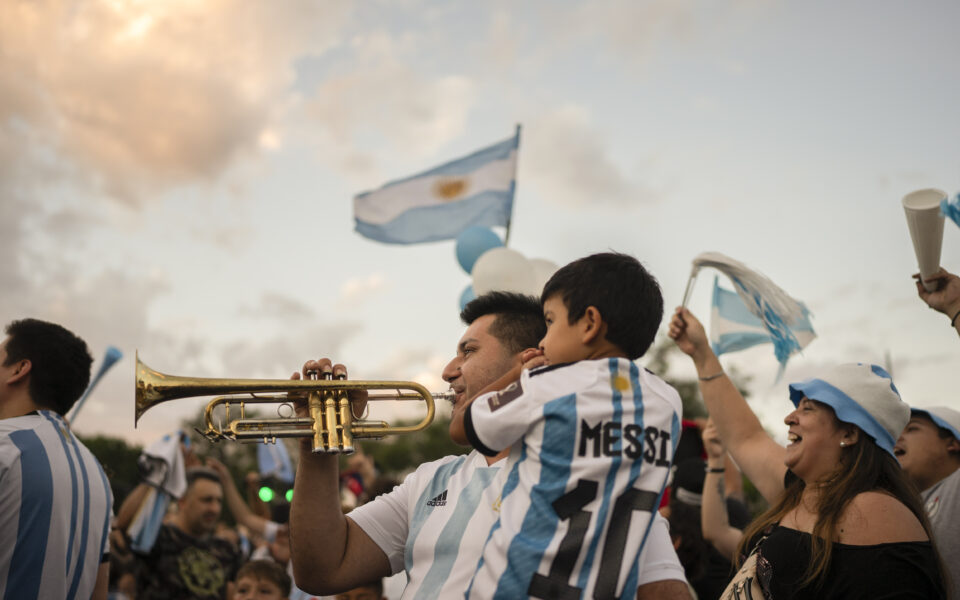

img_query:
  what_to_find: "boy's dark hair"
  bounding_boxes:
[460,292,546,354]
[541,252,663,360]
[3,318,93,415]
[236,559,292,596]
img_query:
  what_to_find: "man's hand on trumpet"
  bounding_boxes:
[289,357,369,416]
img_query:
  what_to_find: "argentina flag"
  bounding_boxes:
[710,276,816,365]
[258,439,295,484]
[353,127,519,244]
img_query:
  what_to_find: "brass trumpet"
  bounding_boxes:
[135,353,450,454]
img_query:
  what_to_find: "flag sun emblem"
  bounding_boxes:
[433,177,470,201]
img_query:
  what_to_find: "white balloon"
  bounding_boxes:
[528,258,559,295]
[472,247,535,295]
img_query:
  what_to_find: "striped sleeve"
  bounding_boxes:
[464,371,539,456]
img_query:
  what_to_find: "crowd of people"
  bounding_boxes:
[0,256,958,599]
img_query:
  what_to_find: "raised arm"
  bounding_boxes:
[915,268,960,337]
[288,359,391,595]
[668,307,787,503]
[700,419,742,561]
[114,482,151,532]
[206,457,270,536]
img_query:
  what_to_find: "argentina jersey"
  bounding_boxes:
[348,450,510,600]
[463,357,682,600]
[0,410,114,600]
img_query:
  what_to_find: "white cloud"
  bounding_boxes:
[239,293,316,321]
[0,0,352,204]
[219,321,362,379]
[524,106,655,206]
[338,273,390,308]
[304,31,475,177]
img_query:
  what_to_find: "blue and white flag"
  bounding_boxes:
[942,192,960,229]
[710,276,815,369]
[354,127,520,244]
[128,487,171,553]
[258,440,294,484]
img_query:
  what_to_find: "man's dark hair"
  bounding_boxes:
[185,467,223,492]
[3,318,93,415]
[460,292,545,354]
[541,252,663,360]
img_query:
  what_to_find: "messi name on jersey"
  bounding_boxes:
[578,419,672,466]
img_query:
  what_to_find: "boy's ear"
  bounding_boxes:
[5,359,31,385]
[580,306,605,344]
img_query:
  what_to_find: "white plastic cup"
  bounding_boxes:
[902,188,946,292]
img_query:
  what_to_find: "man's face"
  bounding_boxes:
[179,478,223,536]
[442,314,519,445]
[895,415,956,489]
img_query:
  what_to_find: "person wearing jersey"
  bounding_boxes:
[289,291,690,599]
[0,318,113,600]
[463,252,683,599]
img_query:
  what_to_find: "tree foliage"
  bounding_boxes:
[78,434,143,501]
[360,418,469,475]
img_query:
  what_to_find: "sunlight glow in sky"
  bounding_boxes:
[2,0,958,447]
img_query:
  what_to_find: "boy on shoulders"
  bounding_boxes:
[463,252,683,600]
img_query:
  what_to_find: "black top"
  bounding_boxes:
[751,525,944,599]
[135,524,241,600]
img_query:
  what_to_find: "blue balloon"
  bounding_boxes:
[459,285,477,311]
[455,226,503,274]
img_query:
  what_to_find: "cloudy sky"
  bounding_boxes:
[4,0,958,446]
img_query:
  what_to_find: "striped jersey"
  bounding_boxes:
[0,410,114,600]
[348,451,509,600]
[463,358,682,600]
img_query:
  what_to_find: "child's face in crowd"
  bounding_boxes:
[234,576,284,600]
[335,585,383,600]
[895,415,955,489]
[539,295,590,365]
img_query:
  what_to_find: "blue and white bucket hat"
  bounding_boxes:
[910,406,960,441]
[787,363,909,458]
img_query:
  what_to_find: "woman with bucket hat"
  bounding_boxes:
[669,308,945,599]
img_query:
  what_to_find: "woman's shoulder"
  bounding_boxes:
[838,491,928,544]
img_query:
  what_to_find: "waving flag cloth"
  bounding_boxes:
[683,252,816,376]
[942,192,960,229]
[257,439,295,484]
[128,431,188,552]
[711,276,815,371]
[354,126,520,244]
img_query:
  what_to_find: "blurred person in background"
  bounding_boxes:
[670,308,945,598]
[895,406,960,598]
[233,560,291,600]
[914,267,960,337]
[0,318,112,600]
[118,467,241,600]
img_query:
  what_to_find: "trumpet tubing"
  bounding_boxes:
[135,352,445,454]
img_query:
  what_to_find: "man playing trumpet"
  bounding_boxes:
[289,292,690,599]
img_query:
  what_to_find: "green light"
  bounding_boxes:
[258,486,275,503]
[285,489,293,502]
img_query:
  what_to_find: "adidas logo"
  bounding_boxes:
[426,490,448,506]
